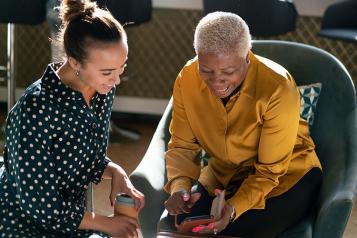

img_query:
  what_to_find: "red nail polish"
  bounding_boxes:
[214,188,221,195]
[208,223,214,229]
[192,226,202,233]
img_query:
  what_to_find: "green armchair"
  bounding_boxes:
[130,40,357,238]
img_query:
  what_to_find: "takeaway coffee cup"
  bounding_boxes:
[114,193,138,219]
[114,193,143,238]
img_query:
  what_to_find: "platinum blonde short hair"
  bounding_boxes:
[194,11,252,58]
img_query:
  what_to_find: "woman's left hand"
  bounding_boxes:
[192,203,234,235]
[211,203,234,234]
[106,162,145,212]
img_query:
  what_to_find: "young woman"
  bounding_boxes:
[0,0,144,237]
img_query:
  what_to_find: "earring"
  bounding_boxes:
[75,70,80,77]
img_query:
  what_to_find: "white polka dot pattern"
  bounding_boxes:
[0,63,113,237]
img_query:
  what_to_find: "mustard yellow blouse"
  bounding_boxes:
[164,52,322,219]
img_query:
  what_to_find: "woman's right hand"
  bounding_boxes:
[103,215,139,238]
[164,190,201,215]
[80,212,139,238]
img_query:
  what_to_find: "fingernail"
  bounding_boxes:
[192,226,204,233]
[208,223,214,229]
[214,188,221,194]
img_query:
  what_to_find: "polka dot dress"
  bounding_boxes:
[0,63,114,237]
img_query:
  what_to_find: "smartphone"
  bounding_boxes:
[183,214,213,222]
[176,214,215,233]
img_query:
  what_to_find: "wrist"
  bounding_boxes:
[102,162,115,179]
[169,178,191,195]
[103,162,125,179]
[79,212,105,232]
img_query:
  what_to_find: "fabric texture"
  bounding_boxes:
[200,82,322,167]
[298,83,322,128]
[0,63,113,237]
[164,52,322,220]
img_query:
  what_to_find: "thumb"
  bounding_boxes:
[188,193,201,208]
[181,190,190,202]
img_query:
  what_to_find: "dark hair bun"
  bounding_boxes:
[59,0,97,23]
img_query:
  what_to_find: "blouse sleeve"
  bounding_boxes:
[7,99,84,234]
[227,77,300,220]
[90,157,111,184]
[164,71,202,194]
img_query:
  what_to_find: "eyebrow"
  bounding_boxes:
[200,65,236,71]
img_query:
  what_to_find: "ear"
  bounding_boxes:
[68,56,81,71]
[245,53,250,64]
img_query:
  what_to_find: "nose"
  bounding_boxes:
[209,73,225,85]
[111,72,121,85]
[115,76,121,85]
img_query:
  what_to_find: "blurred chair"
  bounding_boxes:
[130,40,357,238]
[0,0,47,24]
[203,0,298,37]
[0,0,47,111]
[97,0,152,26]
[318,0,357,43]
[0,0,47,173]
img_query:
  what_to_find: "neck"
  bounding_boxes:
[57,61,96,105]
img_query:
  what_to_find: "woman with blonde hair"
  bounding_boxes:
[163,12,322,238]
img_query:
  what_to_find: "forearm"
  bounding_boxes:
[164,146,201,194]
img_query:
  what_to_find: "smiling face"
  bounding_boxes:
[76,40,128,95]
[198,51,249,99]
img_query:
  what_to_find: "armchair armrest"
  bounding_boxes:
[130,99,172,238]
[314,109,357,238]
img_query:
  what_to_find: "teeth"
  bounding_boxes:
[216,87,228,92]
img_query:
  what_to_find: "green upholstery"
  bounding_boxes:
[130,40,357,238]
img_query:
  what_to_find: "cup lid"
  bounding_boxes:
[115,193,135,205]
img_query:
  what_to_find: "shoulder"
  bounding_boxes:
[175,57,201,89]
[10,80,51,124]
[177,57,199,79]
[252,54,298,99]
[255,55,293,84]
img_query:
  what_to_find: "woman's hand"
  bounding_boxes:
[210,203,234,234]
[192,203,234,235]
[79,212,139,238]
[103,215,140,238]
[105,162,145,212]
[164,189,201,215]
